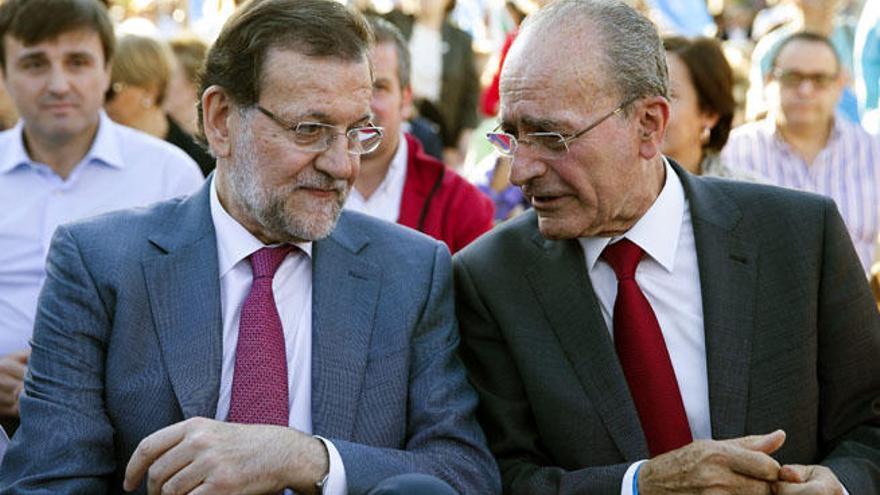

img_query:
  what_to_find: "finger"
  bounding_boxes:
[0,360,27,381]
[730,430,786,455]
[9,349,30,364]
[144,444,197,495]
[773,480,822,495]
[779,464,810,483]
[726,473,774,495]
[124,422,190,492]
[157,460,208,495]
[724,445,782,482]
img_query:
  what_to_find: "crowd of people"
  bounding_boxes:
[0,0,878,493]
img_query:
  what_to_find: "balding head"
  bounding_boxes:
[507,0,667,109]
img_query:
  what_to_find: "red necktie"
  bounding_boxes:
[603,239,692,456]
[227,246,291,426]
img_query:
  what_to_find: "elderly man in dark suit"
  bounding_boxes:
[0,0,500,494]
[454,1,880,494]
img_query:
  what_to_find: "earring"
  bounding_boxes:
[700,126,711,144]
[140,97,154,109]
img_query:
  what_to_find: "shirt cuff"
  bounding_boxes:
[315,436,347,495]
[620,460,647,495]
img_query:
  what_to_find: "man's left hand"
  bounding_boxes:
[773,464,844,495]
[123,417,329,495]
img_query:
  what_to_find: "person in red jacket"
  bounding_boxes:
[345,16,494,253]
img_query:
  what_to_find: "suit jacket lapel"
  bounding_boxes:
[142,183,224,420]
[676,164,756,440]
[310,214,380,439]
[524,229,649,460]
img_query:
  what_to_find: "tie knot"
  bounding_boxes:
[602,238,644,280]
[249,246,292,279]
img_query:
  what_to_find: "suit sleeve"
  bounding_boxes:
[0,225,114,494]
[454,255,630,495]
[330,244,502,495]
[814,200,880,492]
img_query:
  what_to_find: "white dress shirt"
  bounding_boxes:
[578,161,709,495]
[0,112,203,356]
[209,179,346,494]
[344,132,408,222]
[409,24,443,104]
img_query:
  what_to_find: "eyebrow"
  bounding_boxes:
[517,115,570,132]
[291,111,374,127]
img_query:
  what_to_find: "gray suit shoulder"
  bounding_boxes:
[336,209,448,259]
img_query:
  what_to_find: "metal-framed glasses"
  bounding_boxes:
[256,105,384,155]
[486,99,633,157]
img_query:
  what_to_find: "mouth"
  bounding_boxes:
[530,194,567,209]
[300,187,341,199]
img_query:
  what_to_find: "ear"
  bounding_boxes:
[637,95,670,160]
[400,85,414,120]
[201,85,233,158]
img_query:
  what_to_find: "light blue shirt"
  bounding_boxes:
[0,112,205,356]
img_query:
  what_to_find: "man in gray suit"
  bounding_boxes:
[455,1,880,494]
[0,1,500,494]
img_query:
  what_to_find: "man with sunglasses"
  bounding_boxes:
[455,2,880,494]
[724,32,880,274]
[0,1,499,494]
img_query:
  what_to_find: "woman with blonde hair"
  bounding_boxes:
[105,34,213,174]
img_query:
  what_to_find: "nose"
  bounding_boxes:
[314,134,356,180]
[46,65,71,95]
[795,79,818,95]
[508,147,547,187]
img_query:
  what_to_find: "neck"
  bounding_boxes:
[355,137,399,200]
[130,108,170,139]
[777,117,833,165]
[671,146,704,175]
[23,120,99,180]
[416,12,444,30]
[598,158,666,237]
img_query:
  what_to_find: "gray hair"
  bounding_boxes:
[522,0,668,110]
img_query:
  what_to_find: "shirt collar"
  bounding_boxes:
[209,175,312,279]
[579,158,685,273]
[0,110,125,174]
[373,131,408,195]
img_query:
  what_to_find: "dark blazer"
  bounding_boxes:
[385,11,479,148]
[454,162,880,494]
[0,181,501,494]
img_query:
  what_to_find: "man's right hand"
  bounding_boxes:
[0,349,30,418]
[638,430,787,494]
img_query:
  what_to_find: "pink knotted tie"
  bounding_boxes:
[228,246,292,426]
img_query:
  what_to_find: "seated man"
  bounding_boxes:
[455,0,880,494]
[0,0,500,493]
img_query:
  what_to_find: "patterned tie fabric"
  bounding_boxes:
[603,238,692,457]
[228,246,292,426]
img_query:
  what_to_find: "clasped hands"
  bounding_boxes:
[639,430,844,495]
[123,417,329,495]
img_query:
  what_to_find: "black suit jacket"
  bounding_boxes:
[454,162,880,494]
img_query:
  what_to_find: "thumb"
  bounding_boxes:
[731,429,786,454]
[779,464,810,483]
